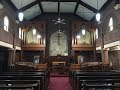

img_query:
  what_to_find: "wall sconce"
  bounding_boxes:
[37,34,41,39]
[76,35,80,39]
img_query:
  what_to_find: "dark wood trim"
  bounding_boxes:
[36,0,44,13]
[78,0,98,13]
[58,0,60,14]
[5,0,18,12]
[100,0,113,12]
[72,47,95,51]
[19,1,38,12]
[74,1,79,14]
[91,0,113,22]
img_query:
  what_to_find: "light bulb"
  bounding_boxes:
[18,12,24,21]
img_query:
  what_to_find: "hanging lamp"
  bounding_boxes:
[18,0,24,21]
[96,0,101,23]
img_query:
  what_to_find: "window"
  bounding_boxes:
[19,27,24,40]
[96,28,98,39]
[19,27,22,39]
[109,17,113,31]
[4,16,9,32]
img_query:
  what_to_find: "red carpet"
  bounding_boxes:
[48,77,72,90]
[50,73,68,77]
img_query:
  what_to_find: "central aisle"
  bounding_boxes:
[48,77,72,90]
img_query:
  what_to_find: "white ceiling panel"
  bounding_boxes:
[76,12,95,21]
[11,0,36,9]
[81,0,107,10]
[41,2,58,12]
[23,4,41,20]
[60,2,77,13]
[76,5,95,20]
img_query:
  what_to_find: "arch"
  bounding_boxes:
[49,31,68,56]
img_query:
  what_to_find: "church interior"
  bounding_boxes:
[0,0,120,90]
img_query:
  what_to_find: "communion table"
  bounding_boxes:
[52,61,66,74]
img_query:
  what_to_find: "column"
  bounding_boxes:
[104,49,109,64]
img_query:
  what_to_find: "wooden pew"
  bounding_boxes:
[80,79,120,90]
[0,80,39,90]
[0,73,44,90]
[80,62,110,71]
[0,69,50,90]
[71,70,120,90]
[9,69,50,89]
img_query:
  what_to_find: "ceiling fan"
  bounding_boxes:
[52,0,66,24]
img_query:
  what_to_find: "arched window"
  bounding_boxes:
[4,16,9,31]
[19,27,24,39]
[96,28,98,39]
[19,27,22,39]
[109,17,113,31]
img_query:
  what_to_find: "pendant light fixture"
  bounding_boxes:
[96,0,101,23]
[96,13,100,22]
[18,12,24,21]
[18,0,24,21]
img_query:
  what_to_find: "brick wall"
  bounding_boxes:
[96,1,120,70]
[96,1,120,46]
[0,0,21,48]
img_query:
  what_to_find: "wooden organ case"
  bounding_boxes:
[71,21,97,62]
[20,21,46,62]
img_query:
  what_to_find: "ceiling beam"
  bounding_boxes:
[36,0,44,13]
[78,0,98,13]
[5,0,18,12]
[74,0,79,14]
[58,0,60,14]
[99,0,113,12]
[19,1,38,12]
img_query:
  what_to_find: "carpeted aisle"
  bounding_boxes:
[48,77,72,90]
